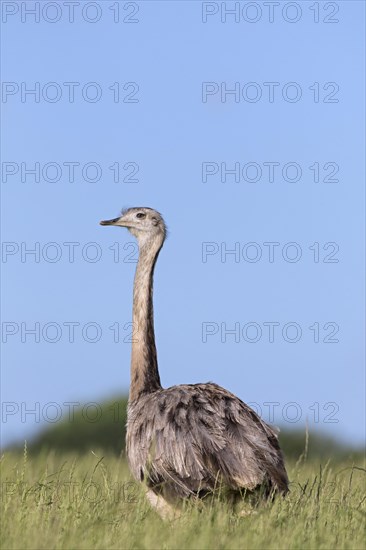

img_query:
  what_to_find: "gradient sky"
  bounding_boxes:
[1,0,365,448]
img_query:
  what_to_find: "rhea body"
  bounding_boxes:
[100,207,288,516]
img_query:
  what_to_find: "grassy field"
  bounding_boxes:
[1,446,365,550]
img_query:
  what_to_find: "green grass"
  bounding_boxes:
[1,447,365,550]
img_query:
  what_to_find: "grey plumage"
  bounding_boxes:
[100,207,289,515]
[127,383,288,500]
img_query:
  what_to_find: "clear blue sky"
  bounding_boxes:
[1,1,365,448]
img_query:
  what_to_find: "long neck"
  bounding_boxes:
[129,235,164,402]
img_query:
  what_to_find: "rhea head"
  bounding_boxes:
[100,207,166,247]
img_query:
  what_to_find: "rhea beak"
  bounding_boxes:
[100,217,126,226]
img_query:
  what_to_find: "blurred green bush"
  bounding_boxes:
[9,396,363,461]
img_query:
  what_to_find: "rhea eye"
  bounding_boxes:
[136,212,145,219]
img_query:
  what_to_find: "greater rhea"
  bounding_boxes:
[100,207,288,518]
